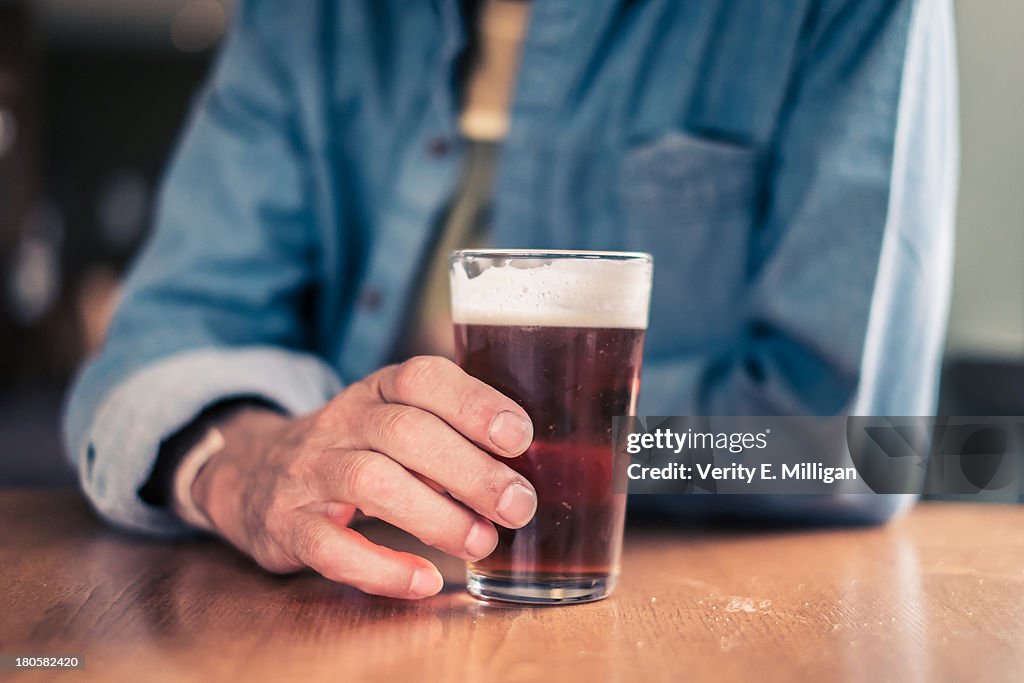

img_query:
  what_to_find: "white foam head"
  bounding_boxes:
[450,250,653,329]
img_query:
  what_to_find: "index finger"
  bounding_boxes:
[375,356,533,457]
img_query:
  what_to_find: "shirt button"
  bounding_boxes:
[358,286,383,311]
[426,136,450,158]
[85,443,96,478]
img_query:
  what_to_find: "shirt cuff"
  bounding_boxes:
[73,346,343,536]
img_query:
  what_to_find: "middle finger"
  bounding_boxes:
[358,404,537,529]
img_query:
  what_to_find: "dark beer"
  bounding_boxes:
[455,324,644,580]
[450,249,652,604]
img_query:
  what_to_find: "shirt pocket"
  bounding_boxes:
[618,131,763,356]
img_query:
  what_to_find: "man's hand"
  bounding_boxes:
[189,356,537,599]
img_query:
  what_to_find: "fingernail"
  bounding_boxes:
[409,567,443,598]
[464,519,496,559]
[496,482,537,528]
[489,411,533,454]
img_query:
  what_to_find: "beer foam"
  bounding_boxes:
[450,252,652,329]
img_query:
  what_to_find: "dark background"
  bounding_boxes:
[0,0,1021,491]
[1,0,222,484]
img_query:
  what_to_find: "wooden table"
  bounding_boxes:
[1,490,1022,682]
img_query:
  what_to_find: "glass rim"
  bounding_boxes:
[451,249,652,263]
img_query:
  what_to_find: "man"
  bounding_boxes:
[64,0,958,599]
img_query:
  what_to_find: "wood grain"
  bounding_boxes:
[1,490,1022,682]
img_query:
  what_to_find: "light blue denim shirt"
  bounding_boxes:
[64,0,958,535]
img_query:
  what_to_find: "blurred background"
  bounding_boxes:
[0,0,1021,487]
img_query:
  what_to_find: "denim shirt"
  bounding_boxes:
[64,0,958,534]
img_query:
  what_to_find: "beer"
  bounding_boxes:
[455,324,644,576]
[451,250,652,604]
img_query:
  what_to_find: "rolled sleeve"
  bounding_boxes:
[67,346,342,536]
[61,2,341,536]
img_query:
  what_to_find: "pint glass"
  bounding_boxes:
[450,250,653,604]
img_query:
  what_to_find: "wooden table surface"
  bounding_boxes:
[1,490,1022,682]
